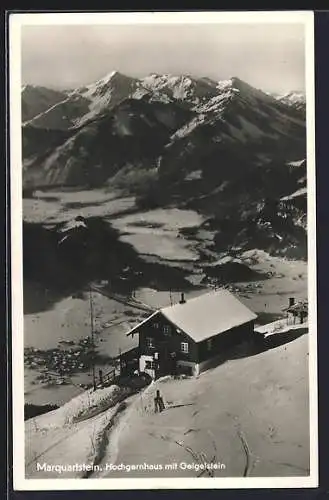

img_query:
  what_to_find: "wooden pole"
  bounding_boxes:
[89,287,97,391]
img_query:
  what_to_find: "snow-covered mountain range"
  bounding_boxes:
[22,71,308,260]
[22,71,306,130]
[22,71,305,208]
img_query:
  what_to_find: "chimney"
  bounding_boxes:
[179,292,186,304]
[289,297,295,307]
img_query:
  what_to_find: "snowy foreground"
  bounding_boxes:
[25,384,134,478]
[26,328,310,479]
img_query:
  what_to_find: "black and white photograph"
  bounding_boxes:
[10,11,317,490]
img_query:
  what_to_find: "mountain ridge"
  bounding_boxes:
[22,71,306,194]
[23,71,304,130]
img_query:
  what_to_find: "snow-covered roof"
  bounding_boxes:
[161,290,257,343]
[126,290,257,343]
[126,311,159,337]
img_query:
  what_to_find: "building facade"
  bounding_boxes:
[127,290,257,378]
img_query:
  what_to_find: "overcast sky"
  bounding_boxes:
[21,23,305,94]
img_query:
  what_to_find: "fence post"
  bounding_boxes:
[154,390,165,413]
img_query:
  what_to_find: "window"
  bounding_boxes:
[163,325,171,335]
[145,360,156,370]
[153,322,159,329]
[180,342,189,354]
[207,339,213,351]
[146,337,155,349]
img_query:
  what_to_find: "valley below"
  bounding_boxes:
[23,187,307,408]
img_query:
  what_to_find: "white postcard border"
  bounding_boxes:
[9,10,318,490]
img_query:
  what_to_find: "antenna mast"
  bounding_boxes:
[89,286,97,391]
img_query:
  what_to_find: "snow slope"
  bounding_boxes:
[97,332,309,479]
[25,385,131,478]
[26,331,310,479]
